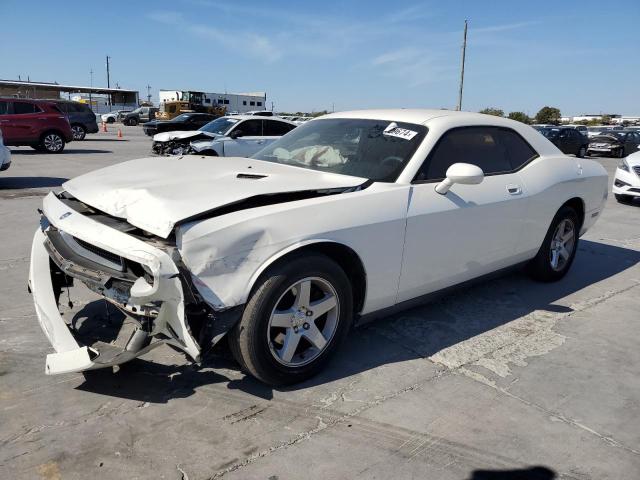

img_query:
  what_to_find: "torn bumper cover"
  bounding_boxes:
[29,192,202,375]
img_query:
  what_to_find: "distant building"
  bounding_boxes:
[159,90,267,113]
[0,79,139,114]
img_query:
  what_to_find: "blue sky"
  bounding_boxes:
[1,0,638,115]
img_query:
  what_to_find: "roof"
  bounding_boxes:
[323,108,508,125]
[225,115,296,124]
[0,79,138,94]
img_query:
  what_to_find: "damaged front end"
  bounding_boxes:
[152,139,192,156]
[29,191,238,375]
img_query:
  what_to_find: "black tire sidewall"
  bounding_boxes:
[527,205,579,282]
[231,254,353,386]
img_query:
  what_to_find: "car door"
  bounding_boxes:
[1,101,43,142]
[0,100,14,142]
[222,119,264,157]
[260,119,296,149]
[397,126,535,303]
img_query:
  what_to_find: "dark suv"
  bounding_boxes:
[54,100,99,140]
[0,98,73,153]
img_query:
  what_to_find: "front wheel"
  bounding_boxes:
[40,132,66,153]
[527,205,579,282]
[71,124,86,141]
[229,254,353,386]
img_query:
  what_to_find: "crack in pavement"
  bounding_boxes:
[208,369,451,479]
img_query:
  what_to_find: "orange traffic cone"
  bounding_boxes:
[102,121,107,133]
[117,128,123,139]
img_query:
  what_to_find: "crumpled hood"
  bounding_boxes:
[153,130,219,142]
[62,156,365,238]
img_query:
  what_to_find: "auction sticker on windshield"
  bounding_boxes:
[383,122,418,140]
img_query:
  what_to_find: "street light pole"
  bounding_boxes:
[106,55,112,110]
[456,20,468,111]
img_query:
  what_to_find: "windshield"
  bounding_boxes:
[172,113,194,122]
[252,118,428,182]
[199,117,240,135]
[541,128,560,139]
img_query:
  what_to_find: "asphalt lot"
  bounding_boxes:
[1,126,639,480]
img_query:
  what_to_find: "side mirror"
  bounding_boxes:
[435,163,484,194]
[229,129,243,139]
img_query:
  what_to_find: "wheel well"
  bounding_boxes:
[200,149,219,157]
[563,197,585,229]
[266,242,367,314]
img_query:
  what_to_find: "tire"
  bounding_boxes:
[128,118,138,126]
[617,148,625,158]
[229,253,353,386]
[526,205,579,282]
[71,124,86,141]
[106,117,115,124]
[577,146,586,158]
[40,132,66,153]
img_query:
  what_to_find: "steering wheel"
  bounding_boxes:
[381,156,404,169]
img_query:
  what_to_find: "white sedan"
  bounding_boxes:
[29,109,607,385]
[152,116,297,157]
[613,151,640,203]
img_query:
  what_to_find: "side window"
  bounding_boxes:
[236,119,262,136]
[263,120,295,136]
[0,101,8,115]
[13,102,38,114]
[415,127,537,181]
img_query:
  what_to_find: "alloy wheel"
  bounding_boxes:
[71,125,85,140]
[43,134,63,152]
[549,218,575,272]
[267,277,340,367]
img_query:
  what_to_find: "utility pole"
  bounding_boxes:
[106,55,112,110]
[89,68,93,111]
[456,20,468,111]
[146,84,152,104]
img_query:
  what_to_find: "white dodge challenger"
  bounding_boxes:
[29,109,608,386]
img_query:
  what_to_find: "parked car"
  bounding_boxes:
[101,110,131,124]
[122,106,158,126]
[0,98,73,153]
[588,131,640,157]
[0,128,11,172]
[29,109,607,385]
[153,116,297,156]
[54,100,99,141]
[539,127,588,157]
[142,113,218,137]
[613,150,640,203]
[245,110,274,117]
[561,124,588,138]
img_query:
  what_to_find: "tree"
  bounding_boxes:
[534,106,561,125]
[507,111,531,124]
[479,107,504,117]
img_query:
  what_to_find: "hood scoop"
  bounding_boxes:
[236,173,268,180]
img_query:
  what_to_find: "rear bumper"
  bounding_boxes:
[85,122,99,134]
[29,192,201,374]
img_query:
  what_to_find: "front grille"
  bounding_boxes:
[73,236,124,267]
[633,166,640,176]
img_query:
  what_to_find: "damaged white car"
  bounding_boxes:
[152,115,297,156]
[29,109,608,386]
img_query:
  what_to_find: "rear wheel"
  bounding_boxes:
[128,118,138,126]
[106,117,115,124]
[71,124,86,141]
[40,132,65,153]
[527,205,579,282]
[229,254,353,386]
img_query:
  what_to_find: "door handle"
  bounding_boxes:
[506,184,522,195]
